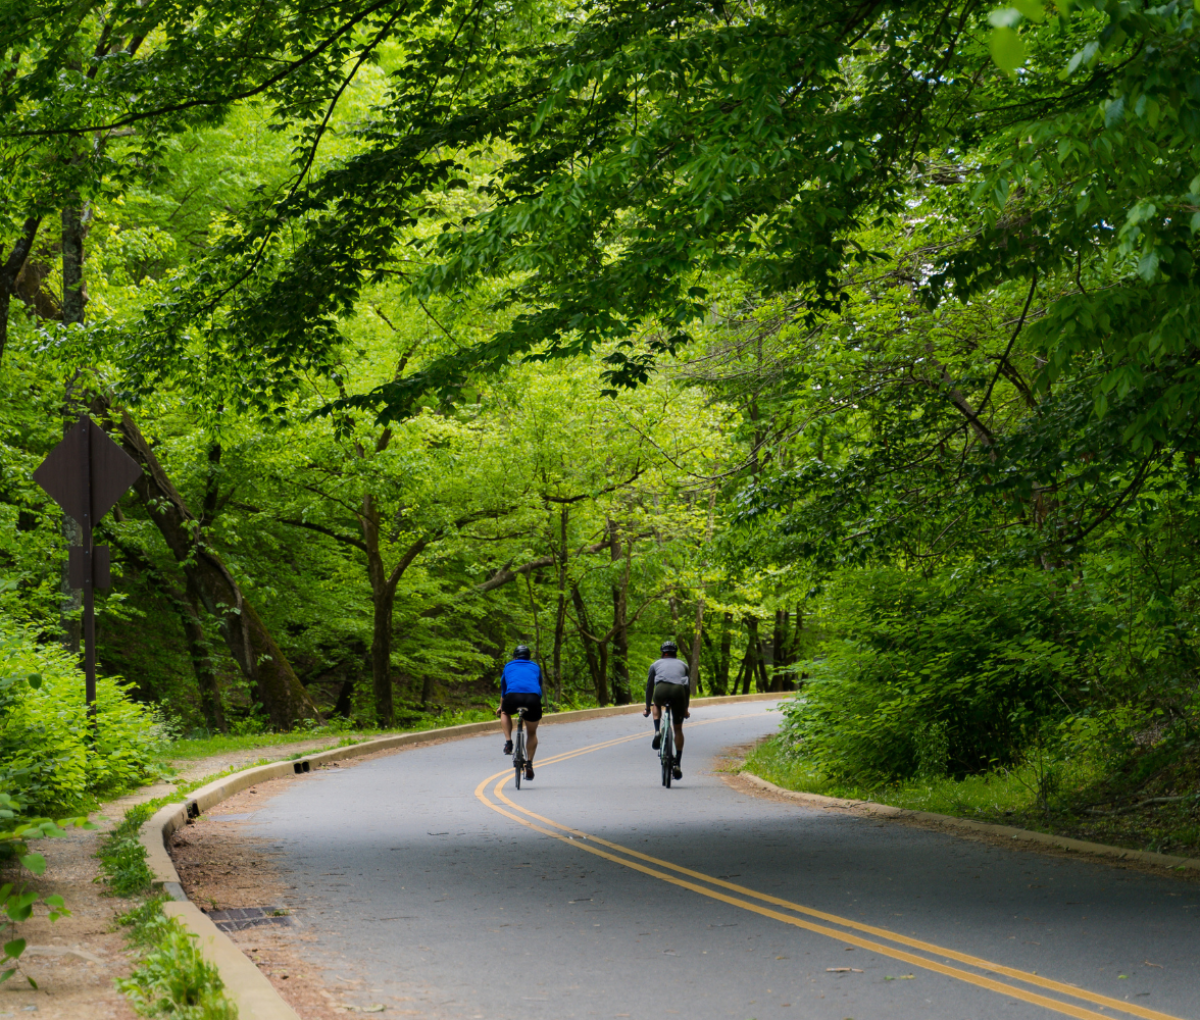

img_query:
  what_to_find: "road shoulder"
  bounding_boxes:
[727,769,1200,882]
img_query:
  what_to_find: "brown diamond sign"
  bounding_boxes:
[34,415,142,718]
[34,416,141,529]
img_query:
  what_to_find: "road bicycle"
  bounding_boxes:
[513,707,528,790]
[659,703,675,788]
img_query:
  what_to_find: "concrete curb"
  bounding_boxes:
[739,772,1200,875]
[138,692,784,1018]
[163,900,303,1020]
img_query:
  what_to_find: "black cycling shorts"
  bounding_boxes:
[501,692,543,722]
[651,682,688,720]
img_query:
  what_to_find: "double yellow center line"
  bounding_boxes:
[474,721,1187,1020]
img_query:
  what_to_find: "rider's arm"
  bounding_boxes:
[645,662,656,710]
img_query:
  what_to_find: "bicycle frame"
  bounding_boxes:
[513,708,527,789]
[660,703,674,788]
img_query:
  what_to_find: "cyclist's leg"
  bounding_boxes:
[526,719,539,760]
[670,686,686,758]
[500,699,516,754]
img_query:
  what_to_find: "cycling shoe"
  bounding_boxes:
[503,739,514,755]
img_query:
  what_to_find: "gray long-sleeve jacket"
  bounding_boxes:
[645,656,689,708]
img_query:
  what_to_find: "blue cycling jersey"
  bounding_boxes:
[500,659,542,696]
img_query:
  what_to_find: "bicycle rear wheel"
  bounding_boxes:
[661,710,674,788]
[514,724,525,789]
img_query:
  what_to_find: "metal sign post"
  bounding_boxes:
[34,416,142,721]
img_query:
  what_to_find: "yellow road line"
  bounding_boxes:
[474,723,1189,1020]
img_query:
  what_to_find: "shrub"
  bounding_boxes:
[781,567,1087,784]
[0,621,165,818]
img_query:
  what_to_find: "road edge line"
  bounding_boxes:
[139,692,784,1019]
[737,772,1200,875]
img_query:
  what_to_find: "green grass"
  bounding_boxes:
[742,736,1103,823]
[116,896,237,1020]
[164,706,502,762]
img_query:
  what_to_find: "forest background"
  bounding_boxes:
[2,0,1200,876]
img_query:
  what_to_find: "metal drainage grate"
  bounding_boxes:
[207,907,292,932]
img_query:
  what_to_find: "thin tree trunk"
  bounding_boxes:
[526,573,542,664]
[771,609,789,691]
[112,407,320,729]
[742,617,760,694]
[182,589,227,733]
[552,507,568,707]
[363,495,396,727]
[716,612,733,695]
[610,525,630,705]
[731,657,746,696]
[571,585,608,705]
[689,598,704,695]
[58,203,89,654]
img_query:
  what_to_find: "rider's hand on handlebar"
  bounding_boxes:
[684,711,691,719]
[642,708,650,717]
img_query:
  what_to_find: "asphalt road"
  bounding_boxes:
[242,701,1199,1020]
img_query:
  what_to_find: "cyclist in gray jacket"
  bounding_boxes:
[643,640,690,780]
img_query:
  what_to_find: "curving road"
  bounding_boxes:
[242,701,1199,1020]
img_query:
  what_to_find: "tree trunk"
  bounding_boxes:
[552,507,568,707]
[742,617,760,694]
[112,407,320,730]
[689,598,704,695]
[58,203,90,655]
[716,612,733,695]
[771,609,789,691]
[0,217,40,365]
[61,205,87,325]
[610,526,630,705]
[571,585,608,705]
[370,577,396,726]
[362,495,396,728]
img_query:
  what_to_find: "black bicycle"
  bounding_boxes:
[513,707,528,790]
[659,703,675,788]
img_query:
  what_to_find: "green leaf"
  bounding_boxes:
[25,674,40,689]
[3,939,25,961]
[18,854,44,876]
[0,969,14,984]
[989,28,1026,74]
[1012,0,1046,21]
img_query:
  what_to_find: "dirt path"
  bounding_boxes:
[169,736,369,786]
[0,737,372,1018]
[0,782,174,1020]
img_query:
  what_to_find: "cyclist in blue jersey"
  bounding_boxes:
[497,644,542,781]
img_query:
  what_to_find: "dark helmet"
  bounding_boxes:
[513,644,532,660]
[660,640,678,656]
